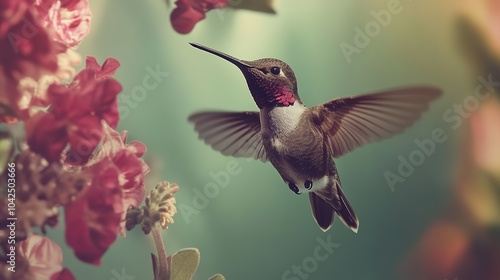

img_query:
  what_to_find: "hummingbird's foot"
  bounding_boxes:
[288,183,301,195]
[305,180,313,190]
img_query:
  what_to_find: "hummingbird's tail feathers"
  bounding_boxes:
[312,176,358,232]
[309,193,335,232]
[336,186,359,233]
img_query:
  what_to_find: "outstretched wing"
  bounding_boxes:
[309,86,442,157]
[188,111,267,161]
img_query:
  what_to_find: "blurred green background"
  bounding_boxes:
[47,0,478,279]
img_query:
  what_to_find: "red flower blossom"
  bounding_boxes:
[0,4,58,80]
[114,150,146,227]
[19,234,75,280]
[89,122,150,235]
[0,0,59,119]
[25,57,121,163]
[84,56,120,79]
[0,0,93,122]
[34,0,92,48]
[170,0,228,34]
[0,0,30,38]
[65,157,122,265]
[65,134,149,263]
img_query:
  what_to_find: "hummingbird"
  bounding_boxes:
[188,43,441,232]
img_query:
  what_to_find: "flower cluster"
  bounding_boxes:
[126,181,179,234]
[0,0,91,122]
[64,121,150,265]
[170,0,228,34]
[0,0,151,279]
[19,234,76,280]
[167,0,277,34]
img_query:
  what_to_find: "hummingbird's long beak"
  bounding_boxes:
[190,43,251,68]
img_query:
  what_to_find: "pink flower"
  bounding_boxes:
[25,57,121,163]
[64,120,149,263]
[0,0,30,38]
[0,5,58,80]
[101,125,148,205]
[65,136,149,263]
[15,48,83,120]
[88,122,150,235]
[0,1,59,120]
[19,234,75,280]
[84,56,120,79]
[34,0,92,47]
[65,157,123,265]
[114,150,147,226]
[170,0,228,34]
[0,0,92,122]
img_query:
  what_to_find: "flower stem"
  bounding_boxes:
[152,227,170,280]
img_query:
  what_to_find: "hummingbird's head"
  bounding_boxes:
[190,43,299,109]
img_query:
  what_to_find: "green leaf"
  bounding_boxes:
[208,274,225,280]
[0,131,13,177]
[170,248,200,280]
[227,0,276,14]
[151,253,159,279]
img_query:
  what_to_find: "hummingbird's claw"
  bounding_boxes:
[305,180,313,190]
[288,183,301,195]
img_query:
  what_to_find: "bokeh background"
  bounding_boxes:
[45,0,500,279]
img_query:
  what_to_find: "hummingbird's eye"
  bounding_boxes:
[270,66,281,75]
